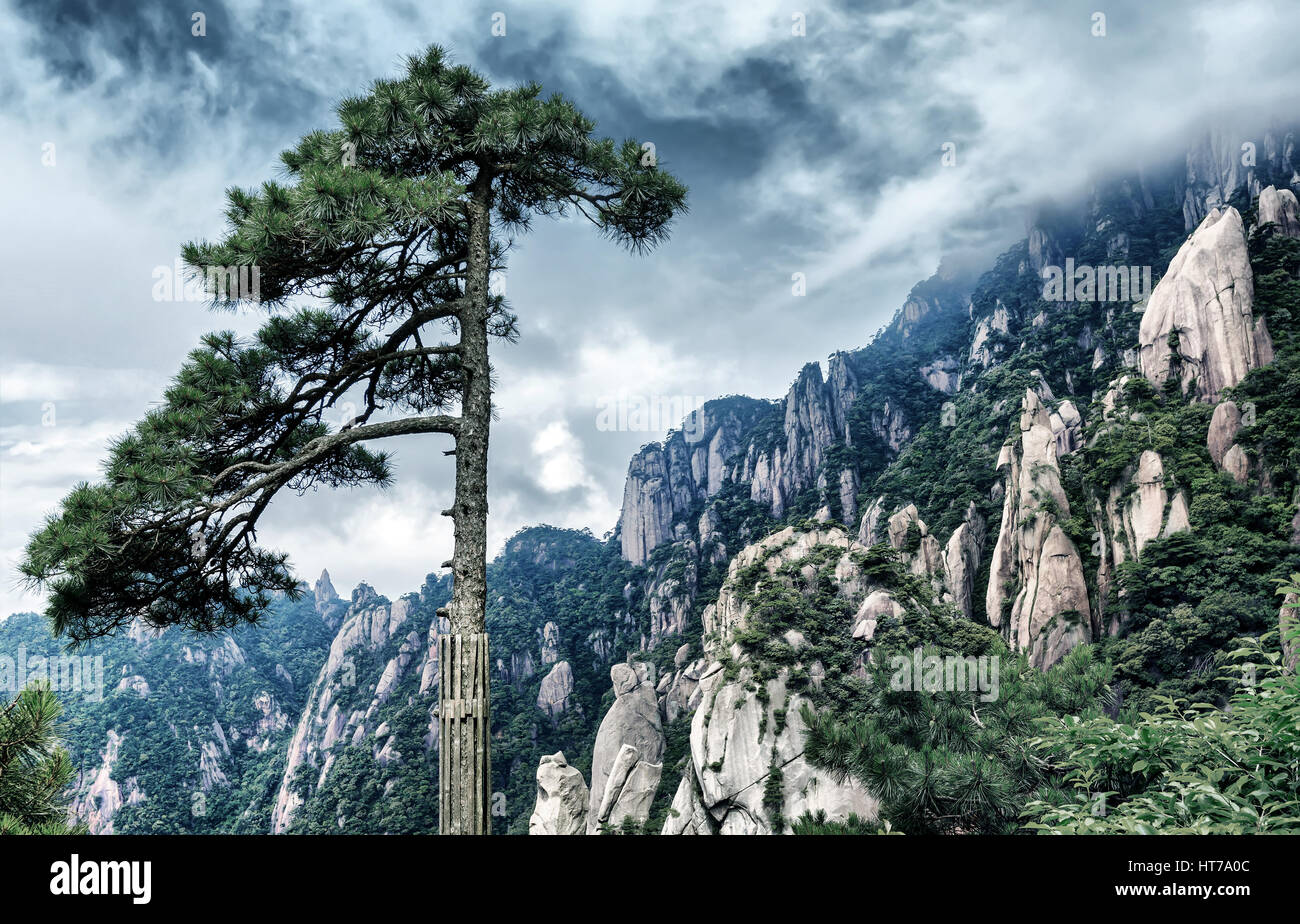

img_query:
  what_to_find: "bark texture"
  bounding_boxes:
[440,181,494,834]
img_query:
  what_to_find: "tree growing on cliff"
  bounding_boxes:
[20,45,687,834]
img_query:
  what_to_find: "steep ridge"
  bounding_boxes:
[0,592,335,833]
[534,127,1300,833]
[269,575,450,833]
[9,125,1300,836]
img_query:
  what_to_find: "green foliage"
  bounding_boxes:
[802,642,1114,834]
[0,589,335,834]
[762,747,786,833]
[789,810,885,834]
[1024,629,1300,833]
[22,43,687,647]
[0,682,85,834]
[484,526,644,833]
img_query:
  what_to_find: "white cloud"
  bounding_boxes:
[2,0,1298,616]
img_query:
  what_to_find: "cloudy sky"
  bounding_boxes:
[2,0,1298,615]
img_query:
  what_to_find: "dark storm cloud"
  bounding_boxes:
[4,0,1300,611]
[10,0,325,159]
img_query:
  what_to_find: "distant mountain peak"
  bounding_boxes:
[313,569,338,607]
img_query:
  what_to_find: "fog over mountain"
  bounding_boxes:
[3,0,1298,616]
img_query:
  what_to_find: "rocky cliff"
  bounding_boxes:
[618,397,771,564]
[1138,207,1273,401]
[558,134,1300,833]
[20,125,1300,837]
[985,389,1091,668]
[270,577,448,833]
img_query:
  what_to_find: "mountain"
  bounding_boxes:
[4,124,1299,834]
[527,124,1300,834]
[0,590,335,833]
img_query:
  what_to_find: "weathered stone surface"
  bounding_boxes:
[880,503,945,593]
[852,590,902,641]
[1050,399,1083,457]
[646,551,697,645]
[702,525,852,659]
[116,674,151,698]
[1164,491,1191,537]
[886,504,920,550]
[1028,222,1065,273]
[1257,185,1300,238]
[656,524,883,834]
[748,360,861,519]
[683,664,876,835]
[943,503,985,619]
[1222,444,1250,483]
[838,467,860,527]
[1138,207,1273,401]
[537,660,577,719]
[587,662,665,833]
[869,398,911,453]
[661,772,715,835]
[698,506,727,563]
[540,621,560,667]
[969,299,1010,367]
[1208,400,1242,466]
[986,390,1090,668]
[70,729,148,835]
[1092,449,1199,635]
[1179,129,1258,232]
[659,657,707,723]
[371,630,421,712]
[617,398,770,564]
[593,743,662,832]
[858,495,886,545]
[271,583,442,834]
[1281,592,1299,675]
[617,446,677,566]
[529,752,589,835]
[1127,450,1169,556]
[919,355,960,394]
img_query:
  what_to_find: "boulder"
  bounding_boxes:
[587,662,665,833]
[529,752,589,835]
[1207,400,1242,466]
[1257,185,1300,238]
[1138,207,1273,401]
[1222,444,1250,483]
[852,590,903,641]
[537,660,577,719]
[1050,399,1083,457]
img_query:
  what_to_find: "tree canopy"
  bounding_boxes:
[21,45,687,646]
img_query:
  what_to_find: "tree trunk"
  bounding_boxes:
[440,182,493,834]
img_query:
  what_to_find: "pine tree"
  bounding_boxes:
[0,683,85,835]
[21,45,687,834]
